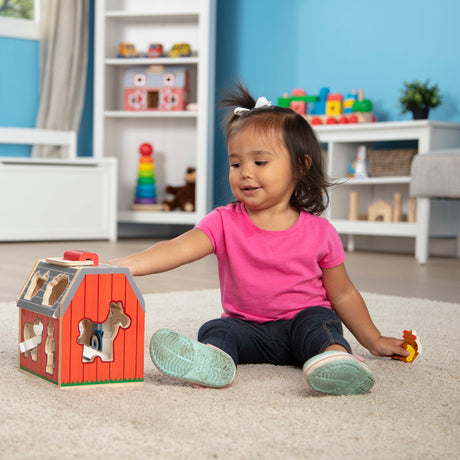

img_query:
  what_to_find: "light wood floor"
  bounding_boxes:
[1,239,459,303]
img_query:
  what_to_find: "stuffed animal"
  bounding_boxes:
[162,167,196,212]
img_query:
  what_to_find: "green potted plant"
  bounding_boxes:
[399,79,442,119]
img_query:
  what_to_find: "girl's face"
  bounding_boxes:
[227,126,297,214]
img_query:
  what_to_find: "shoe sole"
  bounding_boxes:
[303,351,375,395]
[150,329,236,388]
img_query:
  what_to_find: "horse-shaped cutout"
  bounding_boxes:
[77,301,131,363]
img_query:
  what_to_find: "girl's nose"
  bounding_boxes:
[240,164,253,179]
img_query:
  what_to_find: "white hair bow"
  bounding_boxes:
[234,96,272,115]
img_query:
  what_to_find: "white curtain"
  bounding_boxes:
[32,0,89,158]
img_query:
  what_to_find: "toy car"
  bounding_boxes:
[168,43,191,58]
[147,43,163,58]
[118,43,138,58]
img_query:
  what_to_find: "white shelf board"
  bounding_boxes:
[118,210,199,225]
[315,120,460,143]
[104,110,197,118]
[106,11,200,20]
[332,219,418,237]
[339,176,411,185]
[105,57,199,65]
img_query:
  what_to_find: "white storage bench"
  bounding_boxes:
[0,128,117,241]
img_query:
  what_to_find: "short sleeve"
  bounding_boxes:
[319,222,346,268]
[195,208,224,253]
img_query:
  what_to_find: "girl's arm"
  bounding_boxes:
[322,263,409,358]
[108,228,214,276]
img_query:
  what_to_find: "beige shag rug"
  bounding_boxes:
[1,289,459,459]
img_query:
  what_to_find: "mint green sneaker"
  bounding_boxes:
[150,329,236,388]
[303,351,375,395]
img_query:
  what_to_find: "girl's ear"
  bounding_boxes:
[298,155,312,174]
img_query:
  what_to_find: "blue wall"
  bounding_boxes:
[213,0,460,205]
[0,37,39,156]
[0,1,94,157]
[1,0,459,202]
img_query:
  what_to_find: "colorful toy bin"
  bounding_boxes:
[17,250,145,387]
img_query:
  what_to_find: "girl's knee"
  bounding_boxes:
[198,318,230,342]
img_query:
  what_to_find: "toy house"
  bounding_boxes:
[17,251,145,387]
[123,65,189,111]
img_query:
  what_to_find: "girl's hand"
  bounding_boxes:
[369,336,411,358]
[107,257,135,274]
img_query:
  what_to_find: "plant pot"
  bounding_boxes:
[412,107,429,120]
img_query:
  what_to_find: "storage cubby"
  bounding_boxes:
[314,120,460,260]
[93,0,216,227]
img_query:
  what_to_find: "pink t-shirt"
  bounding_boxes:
[196,202,346,324]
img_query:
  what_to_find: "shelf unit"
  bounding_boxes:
[314,120,460,261]
[93,0,216,227]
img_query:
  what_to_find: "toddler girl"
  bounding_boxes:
[110,83,409,395]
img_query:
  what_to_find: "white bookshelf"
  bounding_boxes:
[93,0,216,227]
[314,120,460,261]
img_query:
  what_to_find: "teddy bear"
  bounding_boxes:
[162,167,196,212]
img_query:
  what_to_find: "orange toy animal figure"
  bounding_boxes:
[392,330,422,363]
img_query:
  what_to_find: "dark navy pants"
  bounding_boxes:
[198,306,352,366]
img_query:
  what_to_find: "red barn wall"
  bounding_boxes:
[60,273,144,386]
[19,310,59,384]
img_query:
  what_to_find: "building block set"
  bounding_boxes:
[278,87,375,125]
[17,250,145,387]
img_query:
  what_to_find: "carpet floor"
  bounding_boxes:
[1,289,459,459]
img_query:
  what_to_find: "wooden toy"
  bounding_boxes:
[326,93,343,116]
[147,43,163,58]
[344,91,358,113]
[306,88,375,125]
[278,89,318,115]
[168,43,191,57]
[132,143,164,211]
[118,43,138,58]
[392,330,422,363]
[123,65,189,111]
[407,197,417,222]
[368,200,393,222]
[393,192,403,222]
[348,191,359,220]
[313,87,330,115]
[17,250,145,387]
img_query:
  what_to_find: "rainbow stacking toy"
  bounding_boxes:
[132,143,162,211]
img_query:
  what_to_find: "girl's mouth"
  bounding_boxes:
[241,186,261,196]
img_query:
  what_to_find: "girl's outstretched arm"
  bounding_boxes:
[322,264,410,358]
[108,228,214,276]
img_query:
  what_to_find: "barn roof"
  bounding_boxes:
[17,260,145,317]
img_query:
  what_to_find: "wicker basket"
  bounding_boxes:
[367,149,417,177]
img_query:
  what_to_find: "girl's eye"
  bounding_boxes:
[230,163,240,168]
[255,161,267,166]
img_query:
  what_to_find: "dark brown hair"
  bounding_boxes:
[221,82,334,215]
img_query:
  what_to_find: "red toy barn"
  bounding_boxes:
[17,251,145,387]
